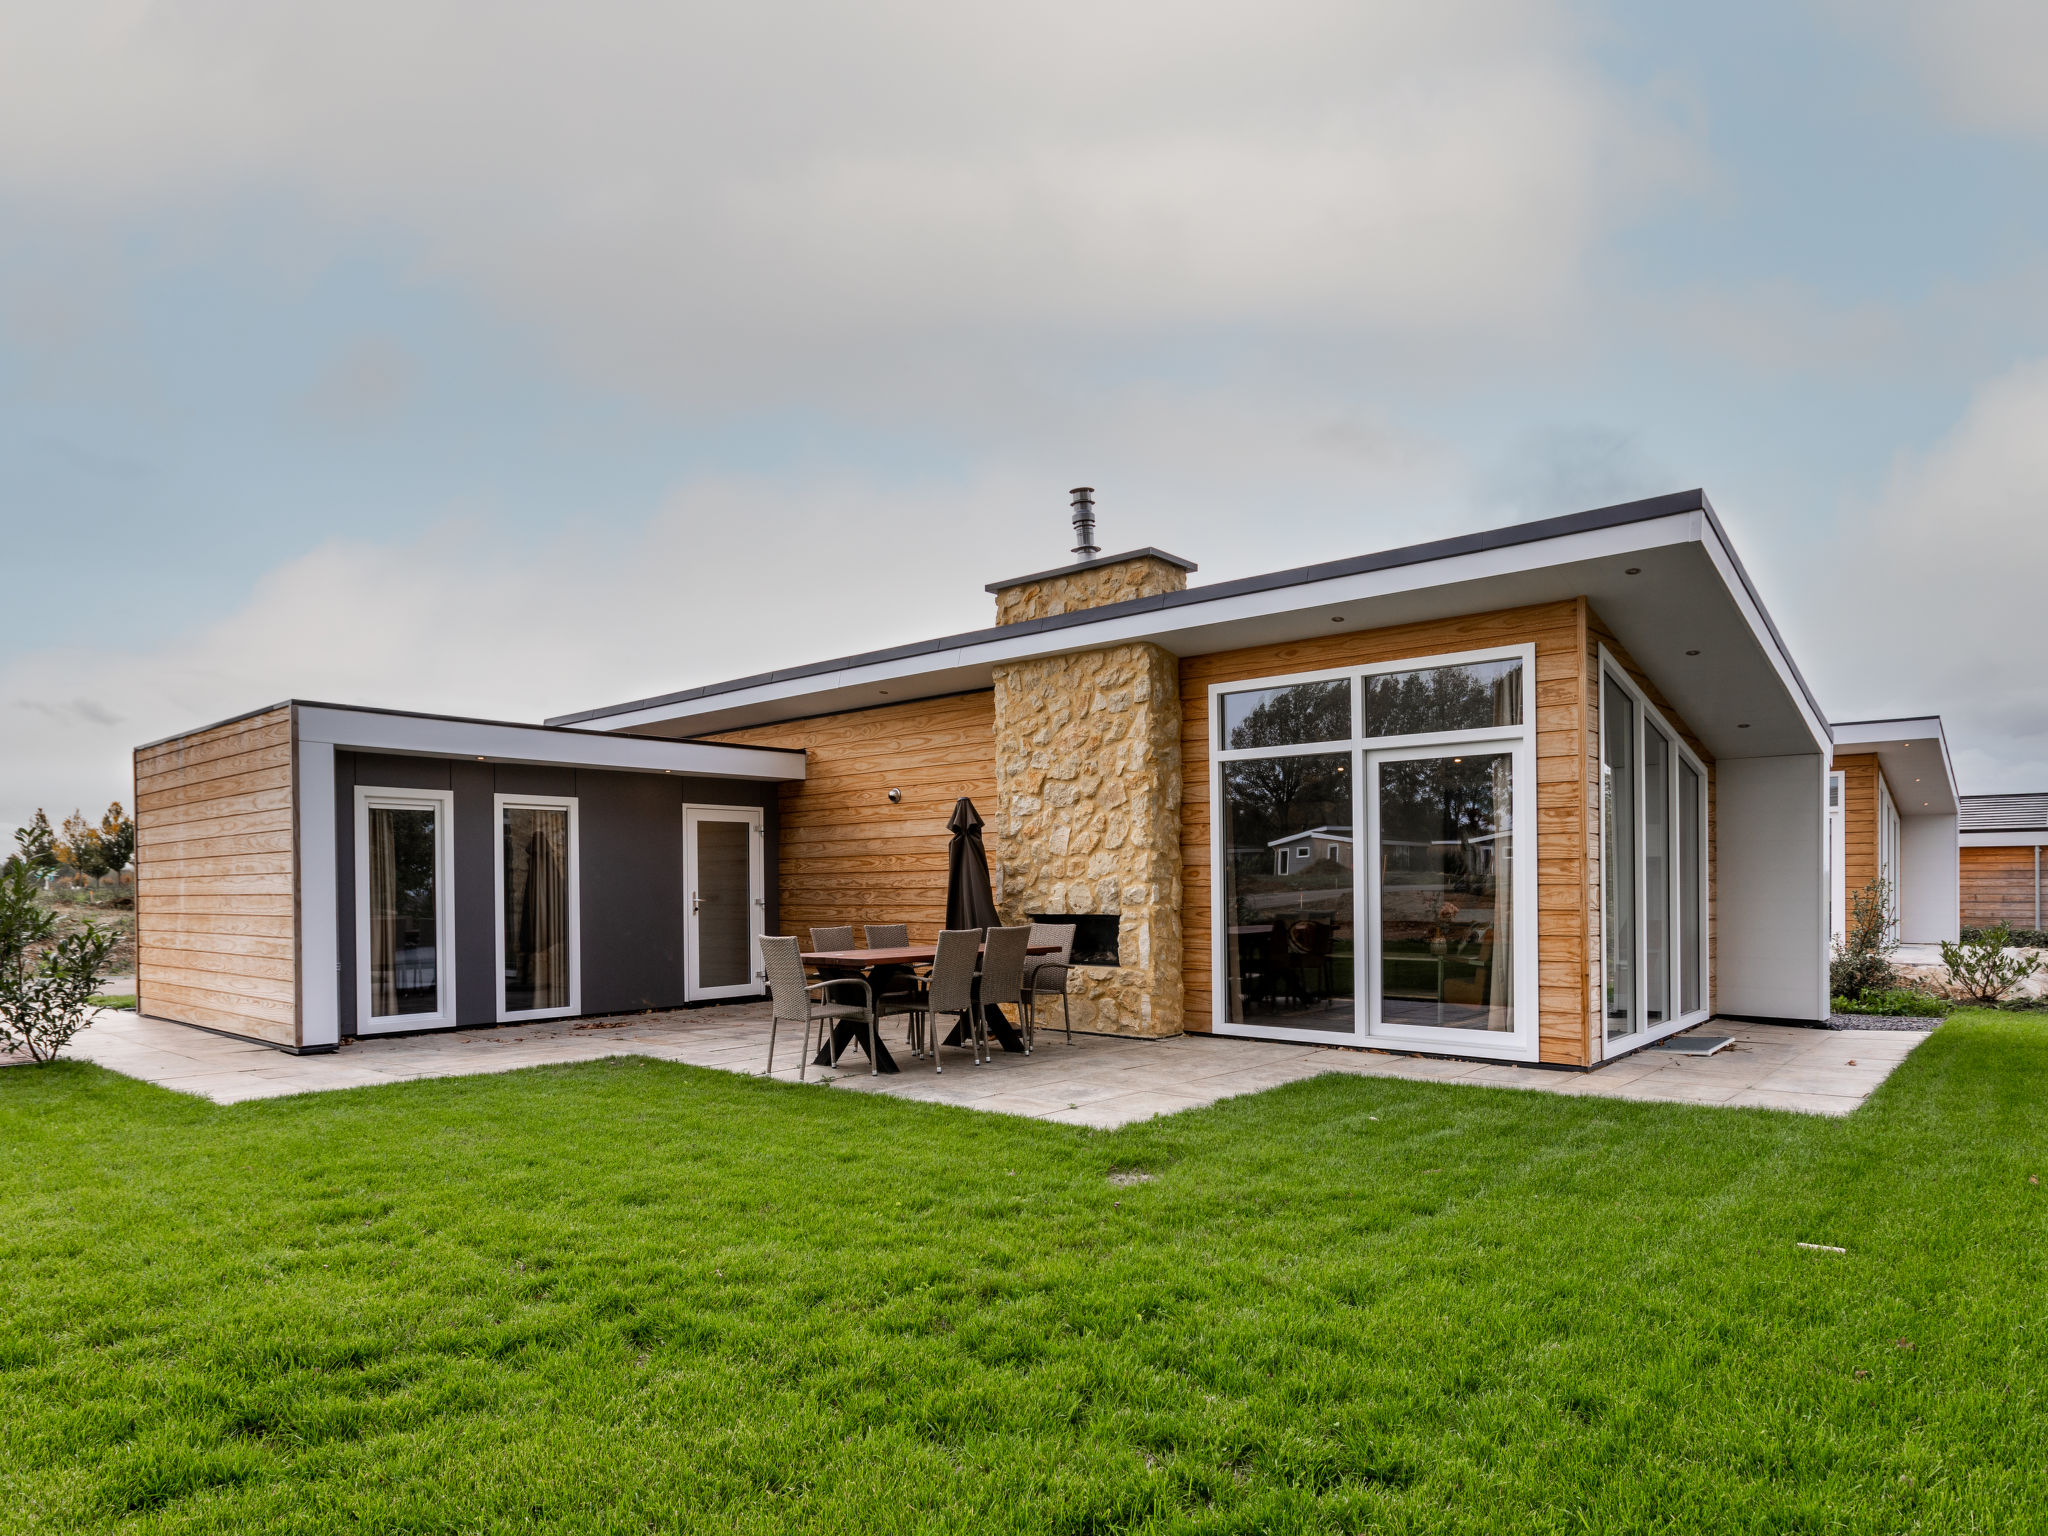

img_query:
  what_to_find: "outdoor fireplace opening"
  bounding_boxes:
[1029,912,1121,966]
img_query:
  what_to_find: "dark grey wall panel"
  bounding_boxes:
[329,753,779,1035]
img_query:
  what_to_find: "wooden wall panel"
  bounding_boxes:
[1961,845,2043,929]
[1832,752,1881,907]
[1179,600,1598,1064]
[704,692,999,943]
[134,707,300,1047]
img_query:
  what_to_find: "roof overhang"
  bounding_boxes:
[553,490,1830,764]
[1829,717,1957,816]
[292,702,805,781]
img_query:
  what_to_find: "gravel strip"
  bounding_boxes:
[1827,1012,1944,1032]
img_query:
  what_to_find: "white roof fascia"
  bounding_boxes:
[1694,514,1832,755]
[1961,829,2048,847]
[1829,715,1959,811]
[586,509,1771,736]
[294,705,805,782]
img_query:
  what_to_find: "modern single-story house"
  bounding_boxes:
[1958,793,2048,931]
[137,488,1852,1067]
[1825,718,1960,945]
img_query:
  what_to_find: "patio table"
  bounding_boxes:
[801,943,1059,1070]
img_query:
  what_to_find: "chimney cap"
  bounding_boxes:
[984,547,1198,594]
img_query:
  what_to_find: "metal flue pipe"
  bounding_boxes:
[1070,486,1098,558]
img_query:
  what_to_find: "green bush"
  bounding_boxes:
[1829,876,1898,1000]
[1830,988,1947,1017]
[1941,923,2044,1006]
[1961,925,2048,948]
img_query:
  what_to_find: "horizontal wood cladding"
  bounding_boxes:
[135,706,300,1047]
[1961,845,2043,928]
[703,693,999,943]
[1832,753,1881,900]
[1180,600,1597,1063]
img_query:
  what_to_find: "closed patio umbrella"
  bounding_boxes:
[943,797,1025,1053]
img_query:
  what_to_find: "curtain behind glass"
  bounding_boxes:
[368,805,438,1018]
[505,806,570,1012]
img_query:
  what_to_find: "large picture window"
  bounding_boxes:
[354,787,454,1033]
[496,795,579,1020]
[1211,648,1537,1057]
[1600,655,1710,1053]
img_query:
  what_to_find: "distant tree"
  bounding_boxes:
[12,810,57,873]
[98,803,135,873]
[0,861,116,1062]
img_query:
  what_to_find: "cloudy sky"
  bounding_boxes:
[5,0,2048,839]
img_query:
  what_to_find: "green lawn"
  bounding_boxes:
[2,1015,2044,1533]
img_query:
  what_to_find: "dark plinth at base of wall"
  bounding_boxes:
[1709,1012,1831,1029]
[136,1014,340,1055]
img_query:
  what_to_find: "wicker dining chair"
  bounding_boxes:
[862,923,908,948]
[909,929,983,1073]
[759,935,875,1080]
[976,925,1032,1063]
[858,924,920,1043]
[808,925,856,953]
[1022,922,1077,1050]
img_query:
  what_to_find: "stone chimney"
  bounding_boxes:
[985,488,1196,1038]
[986,488,1198,626]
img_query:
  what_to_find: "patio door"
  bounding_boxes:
[684,806,764,1000]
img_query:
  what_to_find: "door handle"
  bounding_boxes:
[692,891,701,914]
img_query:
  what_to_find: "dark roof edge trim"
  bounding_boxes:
[984,547,1200,594]
[134,699,807,757]
[553,487,1803,729]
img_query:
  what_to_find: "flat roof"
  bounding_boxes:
[552,489,1829,762]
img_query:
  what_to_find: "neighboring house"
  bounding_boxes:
[1958,793,2048,931]
[1825,719,1961,946]
[1269,827,1353,873]
[137,488,1852,1069]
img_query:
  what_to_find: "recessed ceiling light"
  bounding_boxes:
[1738,723,1751,729]
[1625,567,1641,575]
[879,689,888,695]
[1331,616,1345,623]
[1685,649,1700,656]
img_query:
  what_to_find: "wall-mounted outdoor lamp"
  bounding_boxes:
[887,788,902,804]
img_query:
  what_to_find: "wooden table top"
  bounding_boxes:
[802,944,1059,966]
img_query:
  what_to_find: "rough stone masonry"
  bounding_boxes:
[990,553,1189,1036]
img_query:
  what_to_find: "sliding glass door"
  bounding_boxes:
[1601,658,1710,1052]
[1212,646,1536,1058]
[496,794,579,1020]
[354,788,454,1032]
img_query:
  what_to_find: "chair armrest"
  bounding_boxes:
[807,977,873,1012]
[1027,964,1070,992]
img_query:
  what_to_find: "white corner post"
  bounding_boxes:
[1716,753,1830,1022]
[297,738,340,1049]
[1898,813,1961,945]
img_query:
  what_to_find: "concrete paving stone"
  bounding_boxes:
[1721,1088,1860,1116]
[1588,1075,1745,1107]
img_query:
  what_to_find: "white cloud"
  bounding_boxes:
[1808,356,2048,789]
[1826,0,2048,139]
[0,2,1678,399]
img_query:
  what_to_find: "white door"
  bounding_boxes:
[684,806,765,1000]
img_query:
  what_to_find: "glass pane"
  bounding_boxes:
[1220,679,1351,750]
[1603,678,1637,1038]
[1680,760,1702,1014]
[367,805,439,1018]
[1644,727,1670,1025]
[695,819,753,988]
[504,806,571,1013]
[1363,658,1523,738]
[1377,754,1513,1031]
[1219,752,1354,1029]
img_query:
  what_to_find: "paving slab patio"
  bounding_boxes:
[38,1004,1933,1124]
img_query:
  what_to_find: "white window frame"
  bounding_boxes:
[353,786,456,1035]
[1208,642,1539,1060]
[1878,774,1902,944]
[493,792,581,1022]
[1828,770,1846,944]
[1598,649,1713,1062]
[683,804,767,1001]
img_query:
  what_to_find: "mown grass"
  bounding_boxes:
[2,1012,2044,1533]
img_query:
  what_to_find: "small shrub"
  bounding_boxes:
[1830,988,1947,1018]
[1962,925,2048,948]
[1940,923,2043,1006]
[0,862,117,1062]
[1829,877,1898,1001]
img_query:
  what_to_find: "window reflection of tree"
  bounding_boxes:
[1225,680,1349,750]
[1364,661,1520,737]
[1223,754,1351,926]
